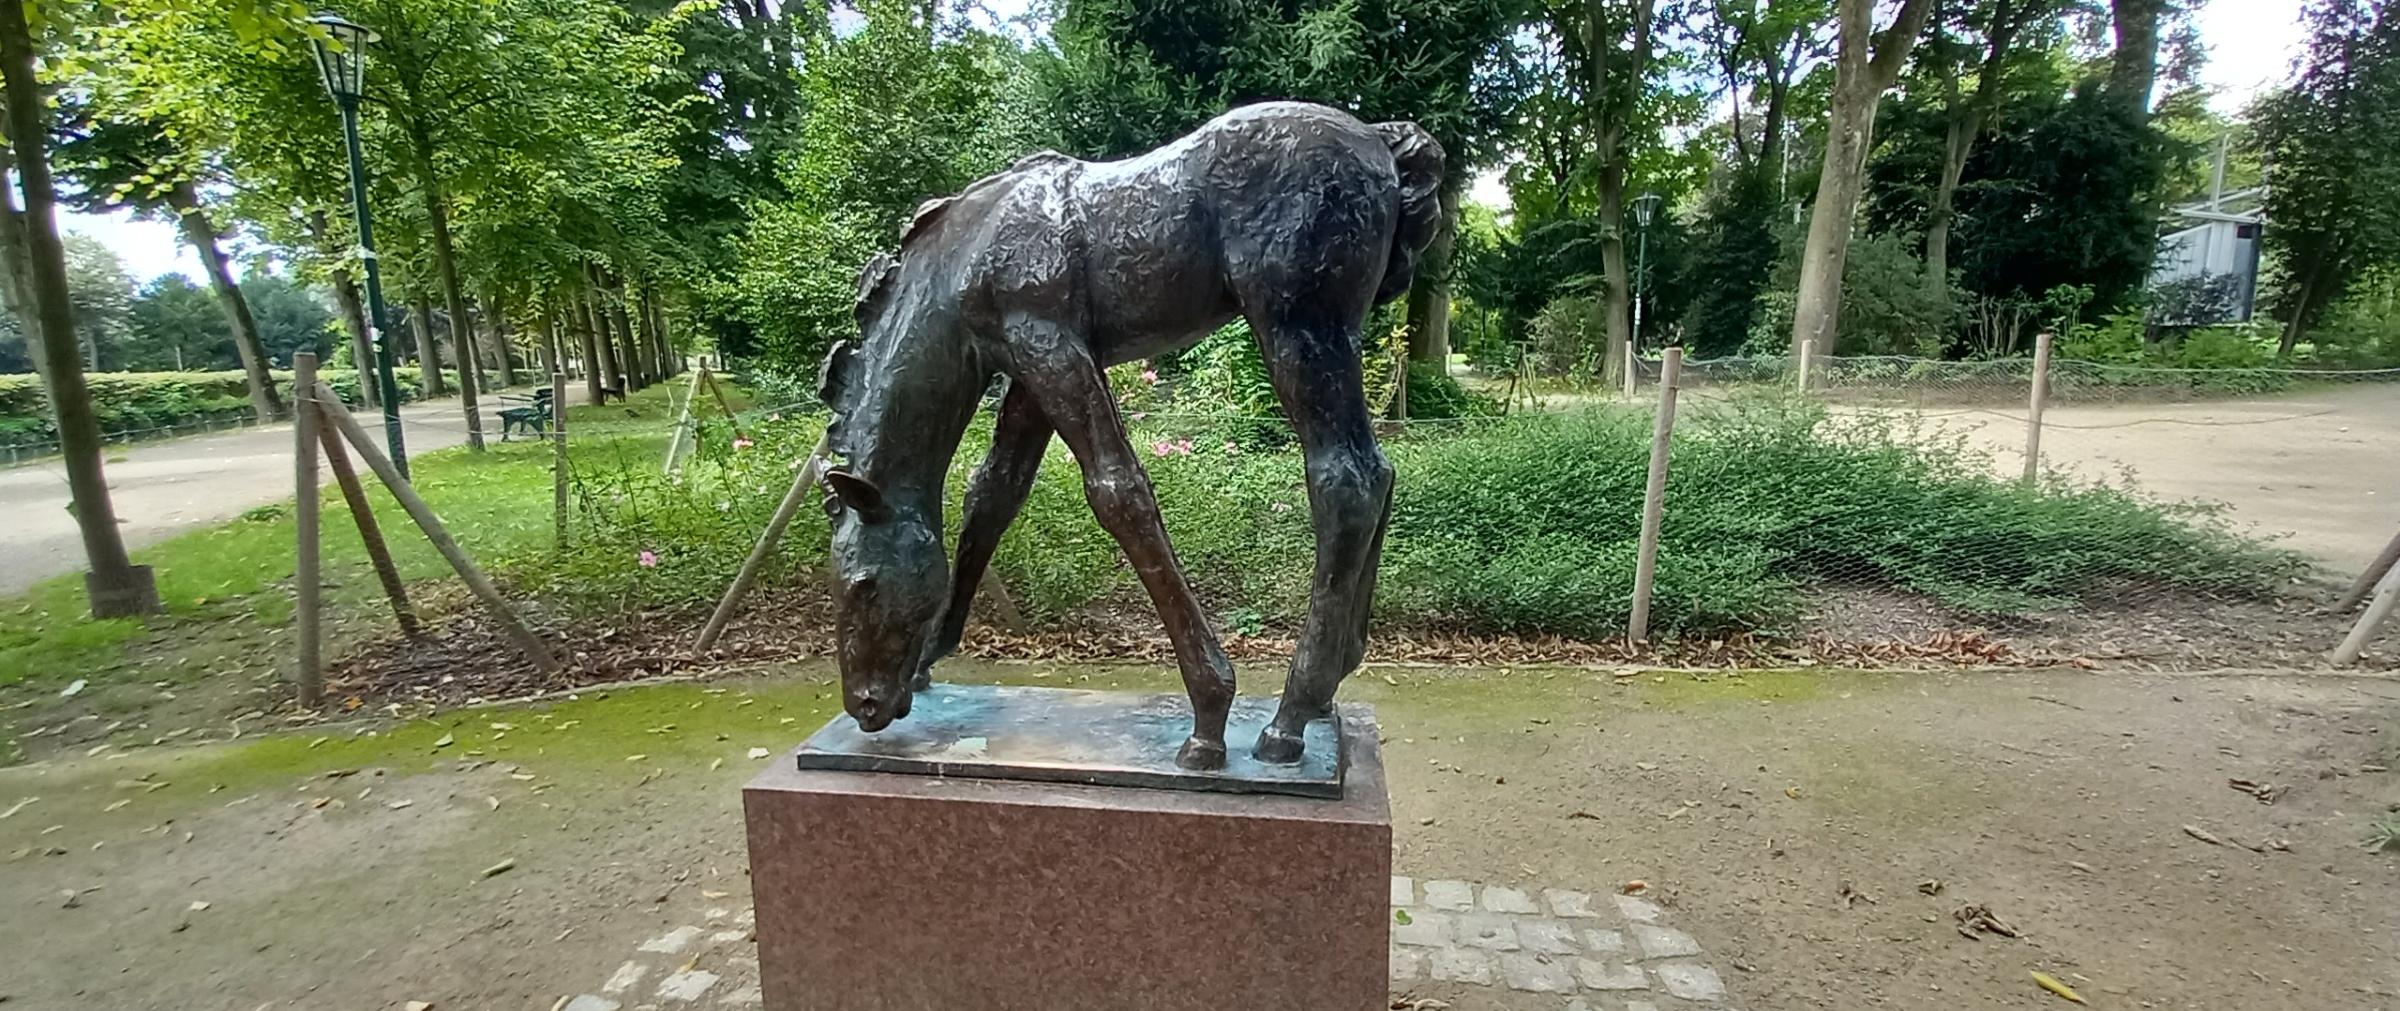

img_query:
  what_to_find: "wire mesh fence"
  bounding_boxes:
[272,349,2400,699]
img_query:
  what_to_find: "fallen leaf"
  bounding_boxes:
[1393,909,1413,925]
[2182,824,2229,848]
[485,796,499,811]
[708,758,725,771]
[187,900,210,912]
[1621,880,1649,895]
[386,800,413,810]
[625,754,648,762]
[102,799,130,813]
[432,733,455,749]
[2032,971,2088,1005]
[59,679,85,698]
[481,858,516,879]
[747,747,771,760]
[702,889,729,899]
[406,1002,435,1011]
[1918,879,1945,896]
[0,797,38,819]
[1783,786,1803,800]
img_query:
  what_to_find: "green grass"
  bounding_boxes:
[0,384,723,691]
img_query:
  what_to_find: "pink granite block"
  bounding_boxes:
[744,712,1389,1011]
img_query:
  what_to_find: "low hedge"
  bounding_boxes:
[0,368,457,447]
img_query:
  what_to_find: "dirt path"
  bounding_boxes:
[1858,383,2400,578]
[0,388,583,597]
[4,660,2394,1010]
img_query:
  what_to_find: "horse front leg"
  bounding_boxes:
[1004,315,1236,771]
[916,380,1052,691]
[1249,313,1391,764]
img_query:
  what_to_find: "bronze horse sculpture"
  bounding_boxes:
[816,101,1444,771]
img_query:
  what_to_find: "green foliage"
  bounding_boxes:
[1752,227,1951,356]
[1043,0,1526,169]
[729,2,1030,369]
[0,367,443,446]
[1676,168,1780,357]
[2250,0,2400,343]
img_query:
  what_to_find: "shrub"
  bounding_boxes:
[0,368,453,449]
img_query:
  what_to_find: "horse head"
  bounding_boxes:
[816,254,953,732]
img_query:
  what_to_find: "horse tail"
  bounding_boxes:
[1371,120,1446,305]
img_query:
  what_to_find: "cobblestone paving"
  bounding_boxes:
[1389,876,1733,1010]
[564,876,1732,1009]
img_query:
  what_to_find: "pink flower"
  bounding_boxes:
[1141,369,1160,385]
[733,437,756,451]
[1175,438,1194,455]
[637,549,659,568]
[1151,440,1172,457]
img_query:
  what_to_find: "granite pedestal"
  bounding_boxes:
[743,685,1390,1011]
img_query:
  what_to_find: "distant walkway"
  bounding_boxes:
[0,386,583,597]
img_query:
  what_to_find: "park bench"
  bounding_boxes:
[498,387,554,441]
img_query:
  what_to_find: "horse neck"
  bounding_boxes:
[843,323,983,514]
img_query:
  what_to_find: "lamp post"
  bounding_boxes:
[308,12,408,478]
[1631,191,1662,359]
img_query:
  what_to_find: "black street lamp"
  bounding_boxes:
[308,12,408,477]
[1631,191,1663,357]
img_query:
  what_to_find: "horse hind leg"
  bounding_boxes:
[1247,309,1392,764]
[916,380,1052,691]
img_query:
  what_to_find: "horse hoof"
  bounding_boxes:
[908,669,932,693]
[1176,736,1228,771]
[1252,725,1306,765]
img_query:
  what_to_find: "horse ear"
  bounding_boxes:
[817,340,856,408]
[822,469,890,523]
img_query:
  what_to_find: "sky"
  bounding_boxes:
[67,0,2307,285]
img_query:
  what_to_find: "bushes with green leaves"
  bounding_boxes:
[0,368,454,448]
[581,395,2302,639]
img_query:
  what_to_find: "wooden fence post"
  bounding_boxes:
[2335,526,2400,615]
[317,422,421,639]
[2022,331,2053,485]
[663,365,707,473]
[313,380,563,675]
[1628,346,1683,643]
[1797,339,1814,393]
[552,367,570,553]
[696,432,830,653]
[2332,557,2400,665]
[293,353,323,710]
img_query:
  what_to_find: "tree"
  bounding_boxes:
[1043,0,1526,367]
[125,273,224,370]
[0,0,158,616]
[1787,0,1934,353]
[1551,0,1665,383]
[2252,0,2400,351]
[1677,0,1830,355]
[1915,0,2067,304]
[60,234,132,369]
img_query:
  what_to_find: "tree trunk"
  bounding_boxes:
[2279,258,2325,356]
[410,126,483,450]
[309,210,376,409]
[583,283,619,392]
[329,266,375,408]
[485,288,517,388]
[409,290,445,396]
[1596,161,1633,382]
[606,274,648,388]
[0,0,158,616]
[1924,113,1972,304]
[2108,0,2162,119]
[166,179,284,421]
[641,284,675,377]
[1403,185,1458,370]
[575,292,606,400]
[1790,0,1935,354]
